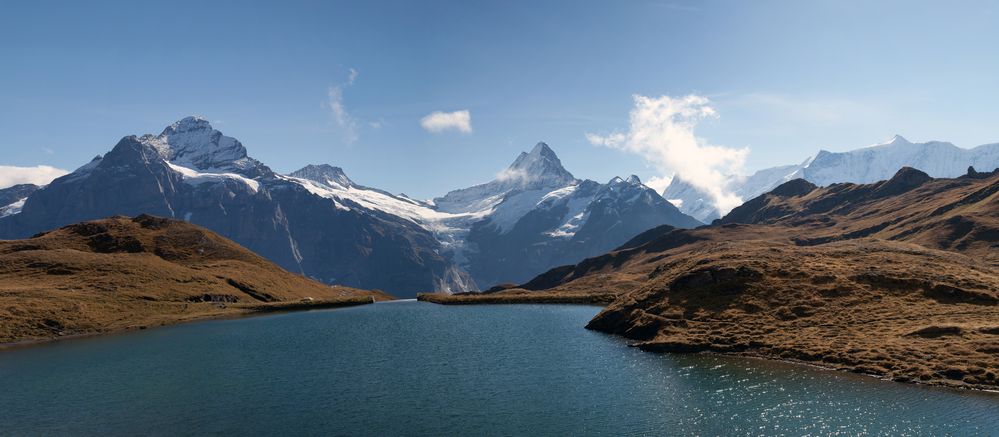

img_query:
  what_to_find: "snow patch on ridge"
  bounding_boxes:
[280,175,490,231]
[0,198,27,218]
[483,189,552,233]
[166,162,260,192]
[545,194,593,238]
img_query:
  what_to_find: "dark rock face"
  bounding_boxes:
[770,178,817,197]
[265,178,460,295]
[871,167,931,198]
[0,184,39,207]
[289,164,354,187]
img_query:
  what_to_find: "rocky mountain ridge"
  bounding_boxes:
[0,117,701,296]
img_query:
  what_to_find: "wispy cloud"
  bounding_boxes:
[718,92,883,126]
[587,94,748,215]
[326,68,361,144]
[495,166,527,183]
[420,110,472,134]
[0,165,69,189]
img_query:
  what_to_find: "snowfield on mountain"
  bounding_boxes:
[0,117,701,296]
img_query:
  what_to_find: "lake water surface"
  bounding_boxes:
[1,301,997,435]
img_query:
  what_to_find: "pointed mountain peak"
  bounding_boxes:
[145,116,258,174]
[502,142,576,187]
[626,175,642,185]
[608,176,625,185]
[290,164,354,188]
[661,174,696,196]
[161,116,214,136]
[511,142,561,168]
[529,142,557,157]
[883,134,910,146]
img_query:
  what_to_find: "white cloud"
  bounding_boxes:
[587,94,748,215]
[643,175,673,193]
[326,68,361,144]
[420,110,472,134]
[0,165,69,189]
[495,167,527,183]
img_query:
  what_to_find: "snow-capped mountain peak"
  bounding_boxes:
[162,115,214,135]
[503,142,576,187]
[1,126,704,296]
[290,164,355,188]
[141,116,262,176]
[887,134,910,145]
[664,135,999,223]
[435,142,578,214]
[511,141,558,163]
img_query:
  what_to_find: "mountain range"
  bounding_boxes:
[0,117,699,296]
[488,166,999,389]
[664,135,999,222]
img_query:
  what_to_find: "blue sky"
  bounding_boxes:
[2,0,998,198]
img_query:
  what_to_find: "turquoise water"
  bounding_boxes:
[1,301,997,436]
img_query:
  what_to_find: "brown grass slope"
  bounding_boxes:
[0,215,392,345]
[518,167,999,389]
[719,166,999,264]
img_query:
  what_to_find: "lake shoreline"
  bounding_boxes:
[416,291,616,305]
[0,297,380,351]
[8,301,995,434]
[420,293,999,393]
[9,293,999,394]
